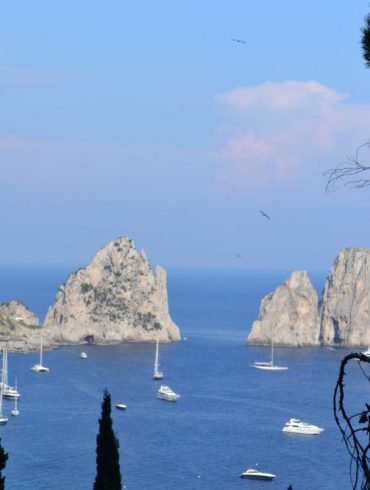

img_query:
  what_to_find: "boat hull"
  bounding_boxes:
[31,364,49,373]
[241,471,275,480]
[252,364,288,371]
[115,404,127,410]
[282,419,324,435]
[282,427,322,435]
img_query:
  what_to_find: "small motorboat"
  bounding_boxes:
[115,403,127,410]
[80,352,88,359]
[362,347,370,357]
[240,468,276,480]
[282,418,324,435]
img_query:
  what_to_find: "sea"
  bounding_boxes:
[0,265,367,489]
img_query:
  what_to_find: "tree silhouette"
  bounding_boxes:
[93,389,122,490]
[0,438,8,490]
[334,353,370,489]
[362,13,370,68]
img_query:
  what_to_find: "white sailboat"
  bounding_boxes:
[11,380,19,417]
[153,339,163,380]
[1,350,20,399]
[0,355,8,424]
[252,331,288,371]
[31,336,49,373]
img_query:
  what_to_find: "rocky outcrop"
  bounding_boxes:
[0,301,39,326]
[247,271,320,346]
[43,237,180,344]
[320,248,370,346]
[0,301,45,351]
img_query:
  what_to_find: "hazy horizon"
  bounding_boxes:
[1,1,370,273]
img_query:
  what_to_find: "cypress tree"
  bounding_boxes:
[0,438,8,490]
[93,389,122,490]
[362,14,370,68]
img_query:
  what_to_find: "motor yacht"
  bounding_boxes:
[282,418,324,435]
[80,351,88,359]
[157,385,180,402]
[3,384,20,400]
[240,469,276,480]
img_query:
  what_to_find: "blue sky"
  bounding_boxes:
[1,1,370,272]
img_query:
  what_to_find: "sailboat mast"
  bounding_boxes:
[0,352,4,416]
[271,330,274,366]
[154,339,159,376]
[40,336,43,366]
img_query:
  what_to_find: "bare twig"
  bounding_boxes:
[324,143,370,193]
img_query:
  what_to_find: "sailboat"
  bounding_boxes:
[0,355,8,424]
[153,339,163,380]
[11,380,19,417]
[252,331,288,371]
[31,336,49,373]
[1,350,20,399]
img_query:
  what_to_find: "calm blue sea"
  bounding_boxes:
[0,266,366,489]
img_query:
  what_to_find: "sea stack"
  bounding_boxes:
[320,248,370,346]
[247,271,320,346]
[43,237,180,344]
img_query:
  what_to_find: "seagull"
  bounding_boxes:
[232,38,247,44]
[259,210,271,220]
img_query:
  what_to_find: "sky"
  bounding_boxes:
[1,1,370,273]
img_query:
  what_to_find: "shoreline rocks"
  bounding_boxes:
[0,300,46,352]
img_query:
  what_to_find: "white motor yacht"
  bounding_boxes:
[80,351,88,359]
[3,384,20,400]
[282,418,324,435]
[157,385,180,402]
[240,469,276,480]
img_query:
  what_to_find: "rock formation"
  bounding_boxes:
[320,248,370,346]
[0,301,44,351]
[43,237,180,344]
[247,271,320,346]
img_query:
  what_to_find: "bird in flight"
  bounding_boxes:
[236,253,242,259]
[232,38,247,44]
[259,210,271,220]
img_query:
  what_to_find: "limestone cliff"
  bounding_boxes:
[0,301,44,351]
[43,237,180,344]
[320,248,370,346]
[247,271,320,346]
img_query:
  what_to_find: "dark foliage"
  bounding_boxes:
[0,438,8,490]
[93,389,122,490]
[362,14,370,68]
[334,353,370,489]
